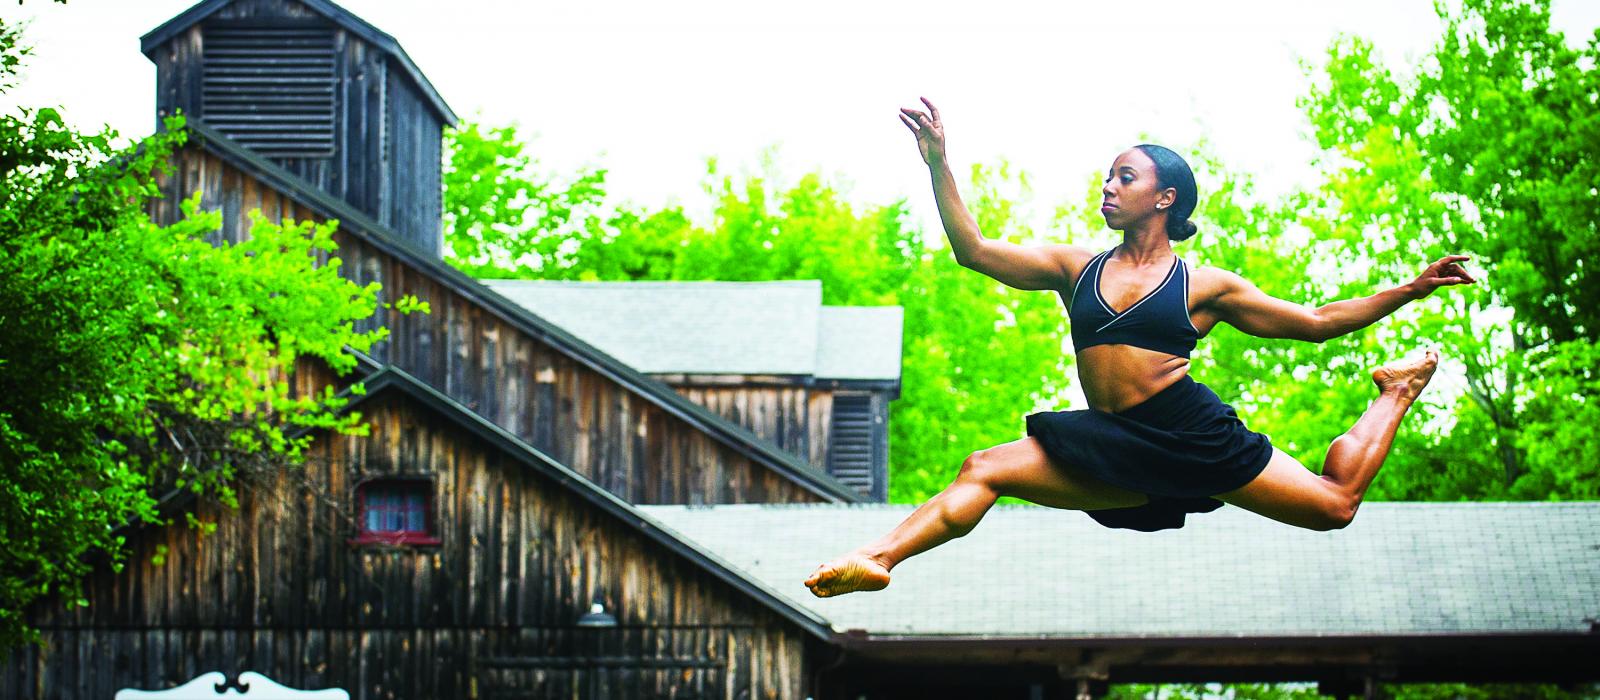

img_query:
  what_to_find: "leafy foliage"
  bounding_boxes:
[0,19,392,650]
[441,120,611,278]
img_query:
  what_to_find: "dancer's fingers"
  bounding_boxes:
[899,113,919,134]
[900,107,928,125]
[1433,255,1474,281]
[921,96,939,121]
[1439,264,1473,284]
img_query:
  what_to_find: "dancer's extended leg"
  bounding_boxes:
[803,436,1148,597]
[1215,349,1439,530]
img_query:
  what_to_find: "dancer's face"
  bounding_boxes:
[1100,149,1175,232]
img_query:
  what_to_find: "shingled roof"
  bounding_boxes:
[482,279,904,380]
[640,502,1600,639]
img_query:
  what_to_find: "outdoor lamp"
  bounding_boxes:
[577,597,617,628]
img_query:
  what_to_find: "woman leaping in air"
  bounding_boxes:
[804,98,1476,598]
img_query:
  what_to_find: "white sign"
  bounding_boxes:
[115,672,349,699]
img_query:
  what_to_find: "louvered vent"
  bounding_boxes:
[201,23,336,158]
[827,394,875,495]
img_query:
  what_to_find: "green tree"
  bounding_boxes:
[441,120,614,278]
[0,19,394,650]
[1298,0,1599,499]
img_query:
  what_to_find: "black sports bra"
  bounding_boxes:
[1067,249,1199,358]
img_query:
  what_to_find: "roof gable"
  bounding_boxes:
[141,0,457,125]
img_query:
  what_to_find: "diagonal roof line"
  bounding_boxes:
[174,119,864,503]
[340,365,836,641]
[140,0,458,125]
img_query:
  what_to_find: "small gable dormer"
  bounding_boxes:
[142,0,457,257]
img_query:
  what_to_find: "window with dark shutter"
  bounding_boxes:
[827,394,875,495]
[201,22,336,158]
[352,479,439,545]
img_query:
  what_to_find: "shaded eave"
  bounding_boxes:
[826,630,1600,683]
[140,0,458,125]
[343,365,835,641]
[175,119,863,504]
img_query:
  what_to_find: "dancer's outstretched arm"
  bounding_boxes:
[1206,255,1478,342]
[899,97,1091,291]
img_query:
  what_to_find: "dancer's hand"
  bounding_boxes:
[899,97,945,166]
[1407,255,1477,298]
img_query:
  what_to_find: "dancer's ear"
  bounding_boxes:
[1156,187,1177,211]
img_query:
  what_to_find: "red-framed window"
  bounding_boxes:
[351,479,440,546]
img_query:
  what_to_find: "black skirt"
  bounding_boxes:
[1024,374,1274,532]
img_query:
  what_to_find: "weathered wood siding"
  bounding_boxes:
[148,147,831,506]
[148,0,443,255]
[669,384,817,468]
[666,383,892,501]
[380,62,444,254]
[6,390,816,699]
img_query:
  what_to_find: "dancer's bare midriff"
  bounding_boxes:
[1075,344,1193,413]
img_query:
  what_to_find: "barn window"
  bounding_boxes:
[827,394,875,495]
[200,21,337,158]
[352,479,440,545]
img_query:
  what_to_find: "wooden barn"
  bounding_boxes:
[8,364,837,699]
[5,1,1599,699]
[10,0,870,696]
[135,0,871,510]
[483,279,902,501]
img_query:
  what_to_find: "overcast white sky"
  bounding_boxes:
[3,0,1598,232]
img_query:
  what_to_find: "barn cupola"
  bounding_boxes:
[141,0,458,257]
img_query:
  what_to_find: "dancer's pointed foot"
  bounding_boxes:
[804,552,891,598]
[1372,348,1439,401]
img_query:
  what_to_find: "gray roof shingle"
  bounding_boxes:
[817,306,904,380]
[481,279,901,380]
[637,502,1600,639]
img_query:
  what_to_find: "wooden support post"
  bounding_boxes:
[1058,658,1109,700]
